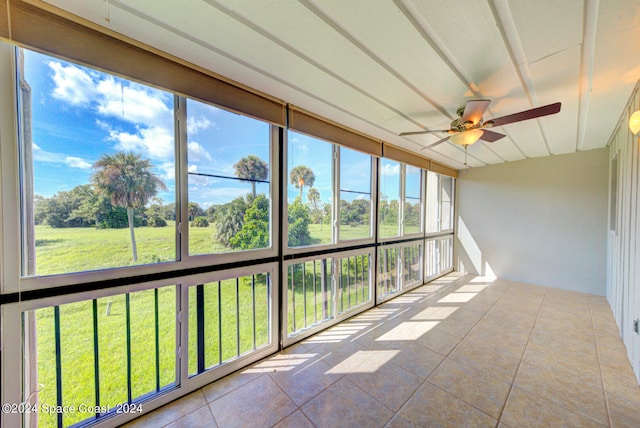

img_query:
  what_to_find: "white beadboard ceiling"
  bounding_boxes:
[44,0,640,170]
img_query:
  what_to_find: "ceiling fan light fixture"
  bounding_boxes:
[450,129,484,146]
[630,110,640,135]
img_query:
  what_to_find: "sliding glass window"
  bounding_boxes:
[17,48,176,277]
[186,99,272,256]
[286,131,374,249]
[287,131,333,247]
[379,159,401,239]
[426,171,455,234]
[338,147,373,241]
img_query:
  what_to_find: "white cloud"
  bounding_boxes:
[187,116,212,134]
[47,60,174,161]
[47,61,96,106]
[65,156,92,169]
[95,76,172,128]
[32,143,93,170]
[381,163,400,176]
[188,141,212,162]
[109,126,174,160]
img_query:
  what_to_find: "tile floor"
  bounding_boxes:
[124,273,640,427]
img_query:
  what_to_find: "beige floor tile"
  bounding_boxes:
[415,326,461,355]
[165,404,216,428]
[273,410,315,428]
[301,378,393,428]
[429,357,511,419]
[597,336,636,378]
[600,362,640,425]
[269,355,342,406]
[209,375,297,428]
[514,361,608,425]
[395,382,497,427]
[384,414,418,427]
[123,391,207,428]
[347,359,423,411]
[501,387,605,428]
[523,343,603,388]
[460,326,528,360]
[527,331,599,368]
[431,316,477,338]
[449,337,521,383]
[386,340,447,379]
[201,369,265,403]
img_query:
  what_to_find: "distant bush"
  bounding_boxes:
[191,216,210,227]
[288,196,311,247]
[148,216,167,227]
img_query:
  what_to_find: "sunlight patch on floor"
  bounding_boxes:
[325,350,399,374]
[412,306,459,320]
[375,321,439,341]
[438,292,477,303]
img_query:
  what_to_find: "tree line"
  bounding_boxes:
[34,151,416,259]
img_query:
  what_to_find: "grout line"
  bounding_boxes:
[495,286,548,425]
[589,295,614,428]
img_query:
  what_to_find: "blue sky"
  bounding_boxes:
[24,48,405,208]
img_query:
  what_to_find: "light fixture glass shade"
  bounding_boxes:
[630,110,640,135]
[450,129,484,146]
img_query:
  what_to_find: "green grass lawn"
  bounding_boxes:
[33,222,234,276]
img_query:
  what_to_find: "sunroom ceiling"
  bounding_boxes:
[43,0,640,170]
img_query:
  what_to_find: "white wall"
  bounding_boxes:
[455,148,609,295]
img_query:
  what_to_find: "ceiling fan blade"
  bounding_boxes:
[484,102,561,128]
[478,129,506,143]
[399,129,448,136]
[420,135,451,150]
[461,100,491,125]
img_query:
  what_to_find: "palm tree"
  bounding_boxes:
[290,165,315,198]
[233,155,268,198]
[92,151,166,261]
[307,187,323,230]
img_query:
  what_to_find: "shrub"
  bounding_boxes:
[148,216,167,227]
[288,196,311,247]
[191,216,210,227]
[230,194,269,250]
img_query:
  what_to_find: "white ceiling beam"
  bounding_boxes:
[488,0,553,156]
[576,0,599,151]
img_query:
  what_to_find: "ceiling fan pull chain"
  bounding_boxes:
[464,144,468,167]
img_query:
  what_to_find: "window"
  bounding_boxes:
[339,147,373,241]
[188,271,272,376]
[285,249,372,342]
[379,159,401,239]
[186,99,272,255]
[18,48,176,277]
[379,160,423,239]
[23,285,177,427]
[405,165,423,235]
[426,171,455,234]
[287,131,333,247]
[287,131,374,248]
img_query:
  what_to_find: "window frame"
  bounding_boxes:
[378,161,425,243]
[283,130,376,256]
[7,47,281,293]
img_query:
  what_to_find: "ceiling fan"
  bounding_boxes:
[400,100,561,152]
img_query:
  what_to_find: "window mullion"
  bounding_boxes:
[176,96,188,262]
[333,145,340,243]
